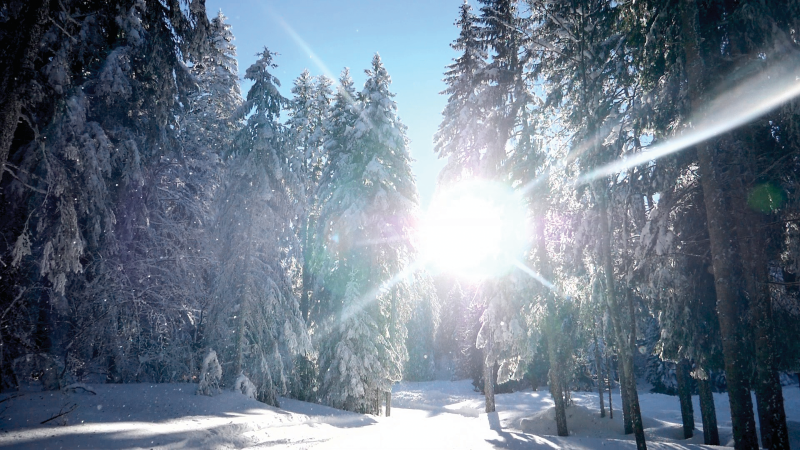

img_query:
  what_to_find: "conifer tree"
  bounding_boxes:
[1,0,212,386]
[313,55,419,412]
[626,0,796,447]
[435,2,487,183]
[210,49,310,406]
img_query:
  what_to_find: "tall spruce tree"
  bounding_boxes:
[313,55,419,412]
[210,49,310,406]
[625,0,798,447]
[435,1,488,183]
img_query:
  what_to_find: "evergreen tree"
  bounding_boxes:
[313,55,419,412]
[1,0,212,387]
[474,0,527,177]
[626,0,798,447]
[286,70,333,323]
[209,49,310,406]
[435,2,487,183]
[310,69,358,325]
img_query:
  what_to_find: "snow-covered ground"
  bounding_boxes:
[0,380,798,449]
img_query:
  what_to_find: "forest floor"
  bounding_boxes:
[0,379,798,449]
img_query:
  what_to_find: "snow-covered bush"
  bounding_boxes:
[233,373,257,399]
[196,349,223,396]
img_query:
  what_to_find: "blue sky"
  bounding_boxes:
[205,0,473,208]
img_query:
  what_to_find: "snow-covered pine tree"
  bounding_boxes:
[519,0,647,444]
[475,273,534,413]
[0,0,213,387]
[209,49,310,406]
[313,55,419,413]
[285,69,333,400]
[170,10,243,377]
[435,1,488,183]
[0,0,49,185]
[183,10,242,156]
[633,163,724,443]
[627,0,798,447]
[286,69,332,321]
[474,0,527,178]
[310,69,357,325]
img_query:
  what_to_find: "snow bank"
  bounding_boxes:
[0,380,797,449]
[0,383,372,449]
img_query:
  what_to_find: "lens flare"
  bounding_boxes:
[577,57,800,185]
[421,181,528,278]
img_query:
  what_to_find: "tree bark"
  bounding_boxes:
[695,142,759,450]
[533,188,568,436]
[546,321,569,435]
[697,376,720,445]
[483,346,495,413]
[625,290,646,444]
[598,188,646,449]
[675,359,695,439]
[731,180,790,450]
[682,0,759,447]
[594,332,606,418]
[607,355,613,419]
[385,391,391,417]
[0,0,49,184]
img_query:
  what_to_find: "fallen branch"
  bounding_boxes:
[40,403,77,424]
[63,383,97,395]
[0,393,22,404]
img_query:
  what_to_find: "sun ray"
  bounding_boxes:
[511,259,558,293]
[263,6,361,110]
[518,56,800,197]
[578,59,800,185]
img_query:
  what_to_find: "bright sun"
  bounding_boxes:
[420,181,528,279]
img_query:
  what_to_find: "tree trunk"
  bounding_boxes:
[621,352,644,443]
[594,332,606,418]
[385,391,391,417]
[731,182,790,450]
[624,290,646,445]
[533,188,568,436]
[607,365,613,419]
[300,263,311,322]
[0,0,49,184]
[546,329,569,435]
[682,0,759,447]
[698,376,720,446]
[484,347,495,413]
[676,359,695,439]
[695,143,759,450]
[598,188,646,449]
[617,351,632,433]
